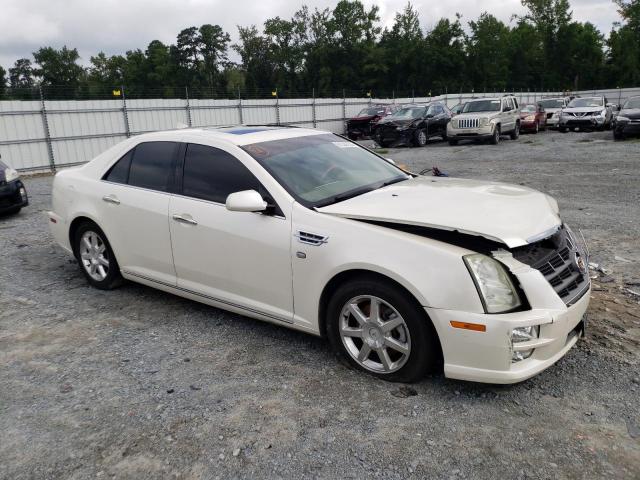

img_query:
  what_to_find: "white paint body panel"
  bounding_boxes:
[49,127,589,384]
[318,176,561,248]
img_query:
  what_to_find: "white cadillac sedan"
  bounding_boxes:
[49,126,590,384]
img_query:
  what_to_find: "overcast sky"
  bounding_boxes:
[0,0,621,70]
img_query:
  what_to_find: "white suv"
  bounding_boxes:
[447,95,520,145]
[49,126,590,384]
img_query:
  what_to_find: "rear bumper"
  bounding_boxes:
[48,210,73,254]
[427,288,590,384]
[0,179,28,213]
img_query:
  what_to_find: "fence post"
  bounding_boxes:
[39,86,56,173]
[237,87,244,124]
[121,85,131,137]
[392,90,395,104]
[618,87,622,107]
[185,87,192,127]
[312,88,317,128]
[275,89,280,125]
[342,89,347,134]
[412,89,415,103]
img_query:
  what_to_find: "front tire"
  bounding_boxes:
[413,129,428,147]
[490,125,501,145]
[73,221,123,290]
[326,276,441,383]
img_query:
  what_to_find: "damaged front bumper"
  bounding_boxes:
[427,289,589,384]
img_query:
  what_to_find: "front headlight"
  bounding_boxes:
[463,254,522,313]
[616,115,630,122]
[4,167,19,182]
[479,118,489,127]
[552,111,559,118]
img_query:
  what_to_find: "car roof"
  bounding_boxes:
[132,125,328,146]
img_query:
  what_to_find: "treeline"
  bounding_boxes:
[1,0,639,100]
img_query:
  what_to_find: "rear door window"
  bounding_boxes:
[127,142,178,192]
[104,150,133,184]
[182,144,260,204]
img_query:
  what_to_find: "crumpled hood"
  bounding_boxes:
[348,115,377,122]
[377,118,414,127]
[317,176,561,248]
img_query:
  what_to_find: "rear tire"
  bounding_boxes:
[73,221,123,290]
[326,276,441,383]
[510,122,520,140]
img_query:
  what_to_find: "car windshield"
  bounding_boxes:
[521,104,537,113]
[392,107,426,119]
[241,134,409,208]
[623,97,640,109]
[539,99,564,108]
[357,107,385,116]
[462,100,501,113]
[568,97,603,108]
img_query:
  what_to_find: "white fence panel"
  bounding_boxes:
[53,136,126,167]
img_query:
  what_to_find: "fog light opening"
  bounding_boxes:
[512,349,534,363]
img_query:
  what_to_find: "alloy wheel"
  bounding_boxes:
[339,295,411,374]
[417,130,427,146]
[79,231,110,281]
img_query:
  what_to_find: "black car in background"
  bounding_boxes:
[346,105,398,140]
[613,96,640,140]
[0,156,28,215]
[374,102,452,147]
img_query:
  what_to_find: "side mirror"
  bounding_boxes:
[225,190,267,212]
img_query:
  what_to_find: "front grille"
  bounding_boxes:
[512,226,590,306]
[457,118,479,129]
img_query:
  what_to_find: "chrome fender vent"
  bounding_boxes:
[295,231,329,246]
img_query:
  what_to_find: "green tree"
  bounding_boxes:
[233,25,274,93]
[379,3,423,93]
[199,24,231,90]
[33,46,85,92]
[422,16,466,94]
[467,13,511,91]
[9,58,35,88]
[0,65,7,96]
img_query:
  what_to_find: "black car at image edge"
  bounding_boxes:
[0,157,29,214]
[613,95,640,140]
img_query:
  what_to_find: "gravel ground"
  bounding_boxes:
[1,130,639,480]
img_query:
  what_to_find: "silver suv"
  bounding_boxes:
[447,95,520,145]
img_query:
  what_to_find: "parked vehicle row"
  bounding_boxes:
[354,93,639,147]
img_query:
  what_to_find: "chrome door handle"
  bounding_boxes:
[102,195,120,205]
[172,214,198,225]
